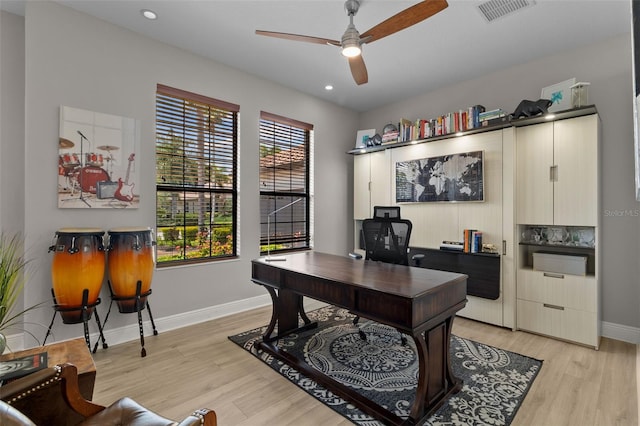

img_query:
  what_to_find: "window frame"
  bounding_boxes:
[155,84,239,266]
[259,111,312,255]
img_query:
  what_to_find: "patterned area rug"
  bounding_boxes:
[228,305,542,425]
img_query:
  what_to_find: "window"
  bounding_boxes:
[259,112,312,254]
[155,84,238,265]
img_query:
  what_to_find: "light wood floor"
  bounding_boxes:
[91,306,638,426]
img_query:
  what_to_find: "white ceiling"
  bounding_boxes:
[2,0,632,112]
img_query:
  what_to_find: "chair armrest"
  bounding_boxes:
[411,253,425,266]
[177,408,217,426]
[57,363,105,417]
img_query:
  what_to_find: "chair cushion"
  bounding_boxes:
[0,401,36,426]
[78,397,178,426]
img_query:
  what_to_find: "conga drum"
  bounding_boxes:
[107,227,155,313]
[50,228,105,324]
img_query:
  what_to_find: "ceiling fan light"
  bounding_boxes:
[342,44,361,57]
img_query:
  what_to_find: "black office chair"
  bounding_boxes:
[352,206,423,344]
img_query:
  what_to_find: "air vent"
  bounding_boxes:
[477,0,536,23]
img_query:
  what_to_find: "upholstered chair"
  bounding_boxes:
[0,363,217,426]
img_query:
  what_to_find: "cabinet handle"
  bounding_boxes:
[543,272,565,279]
[543,303,565,311]
[502,240,506,255]
[550,165,558,182]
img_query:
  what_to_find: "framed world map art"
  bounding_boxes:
[395,151,484,203]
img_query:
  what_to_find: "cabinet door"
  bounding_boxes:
[554,115,598,226]
[516,122,554,224]
[353,151,390,220]
[353,155,371,220]
[369,151,390,209]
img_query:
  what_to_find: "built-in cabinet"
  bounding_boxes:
[515,113,600,349]
[352,127,516,329]
[516,115,598,226]
[353,150,390,220]
[351,106,600,348]
[353,150,390,256]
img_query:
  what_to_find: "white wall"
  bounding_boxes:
[359,34,640,333]
[6,2,357,346]
[3,2,638,346]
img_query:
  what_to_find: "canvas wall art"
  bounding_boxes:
[58,106,140,209]
[396,151,484,203]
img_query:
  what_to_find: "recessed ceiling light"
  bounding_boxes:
[325,85,334,91]
[141,9,157,20]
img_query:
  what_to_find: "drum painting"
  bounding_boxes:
[78,166,110,194]
[107,227,155,313]
[50,228,105,324]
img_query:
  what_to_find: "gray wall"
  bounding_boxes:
[0,11,26,318]
[2,2,357,345]
[0,11,25,237]
[358,34,640,331]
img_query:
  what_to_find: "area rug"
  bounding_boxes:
[228,305,542,425]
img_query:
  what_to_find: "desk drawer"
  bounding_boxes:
[283,272,354,307]
[516,299,598,347]
[517,269,596,312]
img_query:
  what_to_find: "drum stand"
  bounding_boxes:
[103,280,158,357]
[60,132,91,207]
[43,288,109,353]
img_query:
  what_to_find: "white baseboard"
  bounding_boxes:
[4,302,637,352]
[96,294,273,348]
[94,296,329,348]
[601,321,640,344]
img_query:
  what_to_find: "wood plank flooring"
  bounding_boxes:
[91,305,638,426]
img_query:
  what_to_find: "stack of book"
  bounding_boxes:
[463,229,483,253]
[440,241,463,251]
[381,131,399,144]
[479,108,509,127]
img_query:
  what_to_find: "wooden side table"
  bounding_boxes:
[0,338,96,425]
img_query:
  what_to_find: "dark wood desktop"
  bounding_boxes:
[251,251,467,425]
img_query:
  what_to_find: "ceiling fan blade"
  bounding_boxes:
[256,30,341,47]
[360,0,449,44]
[348,55,368,85]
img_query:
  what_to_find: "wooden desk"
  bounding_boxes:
[252,251,467,425]
[0,338,96,425]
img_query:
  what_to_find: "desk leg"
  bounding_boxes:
[410,315,462,424]
[260,287,317,343]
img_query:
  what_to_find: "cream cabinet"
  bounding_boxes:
[516,114,599,226]
[515,113,600,349]
[353,150,390,220]
[517,268,598,348]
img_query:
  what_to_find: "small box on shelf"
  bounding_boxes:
[532,251,587,276]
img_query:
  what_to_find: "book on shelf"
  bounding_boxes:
[479,108,506,122]
[463,229,478,253]
[399,118,412,142]
[0,352,48,383]
[471,231,483,253]
[381,131,399,144]
[375,103,492,146]
[440,241,464,251]
[481,115,510,127]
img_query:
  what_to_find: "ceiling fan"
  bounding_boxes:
[256,0,449,85]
